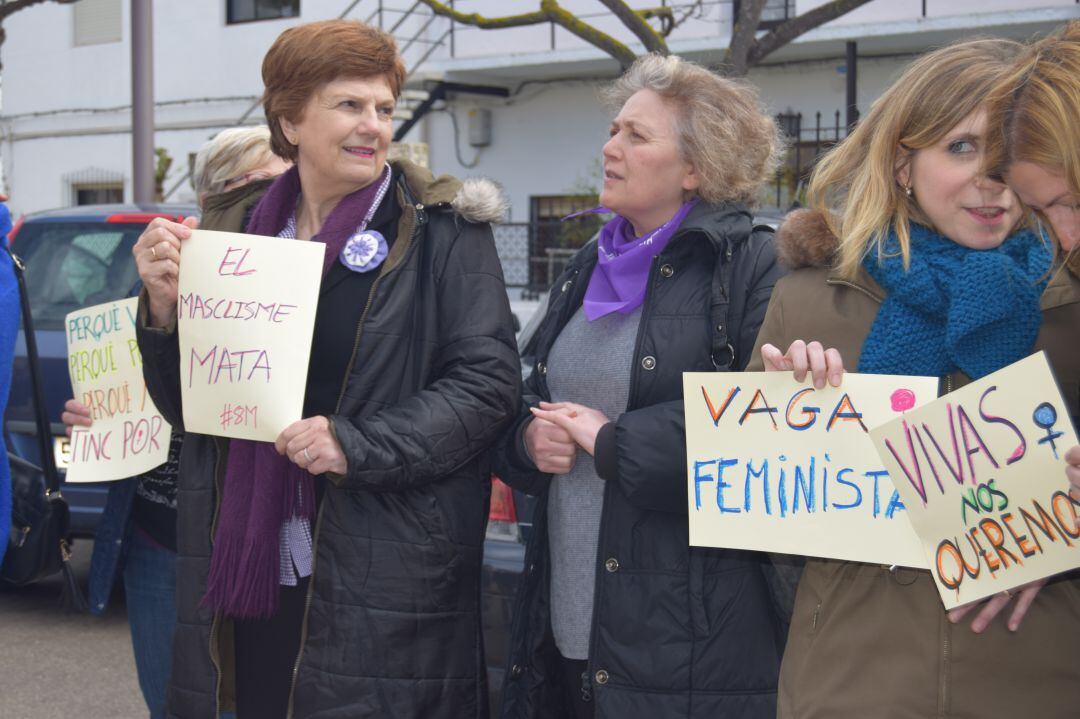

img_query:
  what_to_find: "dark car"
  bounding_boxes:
[3,203,197,535]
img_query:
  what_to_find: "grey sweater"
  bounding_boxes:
[545,305,641,660]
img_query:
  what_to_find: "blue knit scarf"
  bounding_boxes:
[858,224,1052,380]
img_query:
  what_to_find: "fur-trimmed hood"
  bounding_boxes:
[394,159,508,225]
[774,208,839,271]
[775,207,1080,279]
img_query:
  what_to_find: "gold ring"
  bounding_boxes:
[150,245,158,260]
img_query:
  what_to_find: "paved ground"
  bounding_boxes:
[0,539,146,718]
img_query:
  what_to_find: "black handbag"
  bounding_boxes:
[0,245,87,610]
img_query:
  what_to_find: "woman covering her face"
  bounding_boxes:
[494,54,789,718]
[132,20,520,719]
[748,38,1080,718]
[986,20,1080,510]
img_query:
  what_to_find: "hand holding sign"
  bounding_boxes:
[760,339,845,389]
[1067,445,1080,506]
[275,416,347,476]
[133,216,198,327]
[947,576,1046,633]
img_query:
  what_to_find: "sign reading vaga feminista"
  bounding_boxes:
[66,297,171,482]
[870,352,1080,610]
[178,229,322,442]
[684,372,938,567]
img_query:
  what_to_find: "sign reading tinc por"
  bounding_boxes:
[65,297,171,482]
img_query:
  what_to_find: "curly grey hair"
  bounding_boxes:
[192,125,279,200]
[603,54,783,206]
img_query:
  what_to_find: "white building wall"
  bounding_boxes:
[1,0,1077,217]
[424,54,910,221]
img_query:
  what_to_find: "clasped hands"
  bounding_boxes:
[524,401,610,475]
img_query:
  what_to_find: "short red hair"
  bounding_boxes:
[261,20,406,161]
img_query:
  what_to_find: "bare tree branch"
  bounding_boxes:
[595,0,668,55]
[0,0,78,70]
[418,0,638,67]
[420,0,875,75]
[663,0,706,38]
[0,0,77,22]
[746,0,876,67]
[723,0,766,76]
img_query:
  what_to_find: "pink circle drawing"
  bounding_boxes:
[891,389,916,412]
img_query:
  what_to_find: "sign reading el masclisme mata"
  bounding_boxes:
[178,229,322,442]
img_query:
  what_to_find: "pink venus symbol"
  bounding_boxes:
[891,389,916,412]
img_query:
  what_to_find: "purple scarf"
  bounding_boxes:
[582,200,697,320]
[202,163,392,619]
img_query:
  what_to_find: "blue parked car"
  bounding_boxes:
[3,203,198,535]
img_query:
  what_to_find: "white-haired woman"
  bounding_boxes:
[192,125,291,203]
[494,54,788,718]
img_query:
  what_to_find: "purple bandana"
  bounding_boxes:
[202,163,392,620]
[582,200,697,321]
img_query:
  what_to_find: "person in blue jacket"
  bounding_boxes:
[0,194,19,565]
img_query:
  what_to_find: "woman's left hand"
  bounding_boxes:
[1066,444,1080,502]
[947,578,1046,633]
[276,416,347,476]
[530,401,610,456]
[760,340,845,389]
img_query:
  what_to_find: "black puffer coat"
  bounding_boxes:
[494,202,788,719]
[137,161,520,718]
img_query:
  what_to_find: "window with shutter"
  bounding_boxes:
[73,0,122,47]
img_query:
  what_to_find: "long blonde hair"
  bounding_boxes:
[807,38,1024,279]
[986,21,1080,243]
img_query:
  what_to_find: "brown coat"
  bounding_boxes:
[748,210,1080,719]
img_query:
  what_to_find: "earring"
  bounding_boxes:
[904,184,913,198]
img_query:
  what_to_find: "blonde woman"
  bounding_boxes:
[986,21,1080,504]
[749,38,1080,717]
[192,125,291,203]
[495,54,787,719]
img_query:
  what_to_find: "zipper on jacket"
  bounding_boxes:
[583,256,661,696]
[939,614,951,716]
[284,200,425,719]
[580,667,593,703]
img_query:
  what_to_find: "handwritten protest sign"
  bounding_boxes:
[684,372,938,567]
[870,352,1080,609]
[178,229,322,442]
[65,297,171,482]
